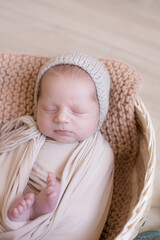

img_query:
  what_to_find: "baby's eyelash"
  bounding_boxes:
[72,110,88,115]
[44,108,56,113]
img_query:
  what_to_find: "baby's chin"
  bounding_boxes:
[46,129,97,143]
[47,135,80,144]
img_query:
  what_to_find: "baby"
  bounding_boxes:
[8,63,100,221]
[3,52,113,239]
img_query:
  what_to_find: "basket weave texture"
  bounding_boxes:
[114,97,156,240]
[0,52,155,240]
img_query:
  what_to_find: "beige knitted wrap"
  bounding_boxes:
[0,52,141,240]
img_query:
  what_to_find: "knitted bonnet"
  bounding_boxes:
[34,52,110,130]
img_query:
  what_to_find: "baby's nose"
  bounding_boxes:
[54,110,69,124]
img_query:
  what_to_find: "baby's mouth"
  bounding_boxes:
[54,130,72,136]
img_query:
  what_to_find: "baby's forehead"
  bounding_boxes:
[40,64,98,100]
[44,64,92,82]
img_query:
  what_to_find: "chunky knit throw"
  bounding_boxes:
[0,52,141,240]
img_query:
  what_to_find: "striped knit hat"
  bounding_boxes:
[34,52,110,130]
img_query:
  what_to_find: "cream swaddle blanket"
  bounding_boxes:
[0,116,114,240]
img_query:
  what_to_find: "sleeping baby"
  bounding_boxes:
[0,52,114,240]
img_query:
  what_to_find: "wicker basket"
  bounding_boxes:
[115,97,156,240]
[0,53,156,240]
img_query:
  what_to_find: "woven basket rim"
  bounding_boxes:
[115,97,156,240]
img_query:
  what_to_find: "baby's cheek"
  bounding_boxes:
[77,127,94,141]
[37,119,48,134]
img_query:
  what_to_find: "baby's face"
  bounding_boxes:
[36,68,99,143]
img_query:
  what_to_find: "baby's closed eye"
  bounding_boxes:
[43,107,57,113]
[71,108,89,115]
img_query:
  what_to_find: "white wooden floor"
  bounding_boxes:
[0,0,160,234]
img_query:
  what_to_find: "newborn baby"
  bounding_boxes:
[1,52,114,240]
